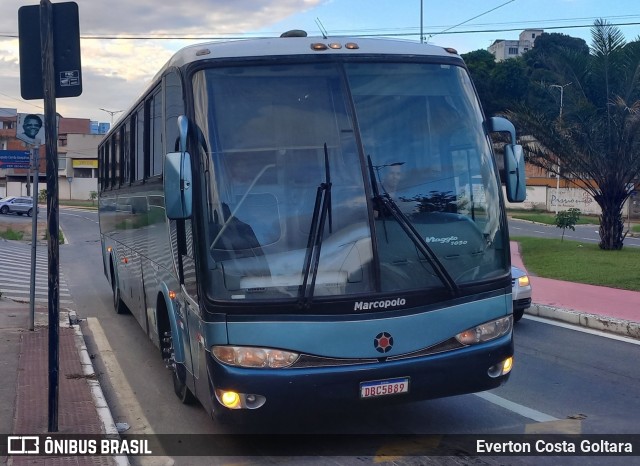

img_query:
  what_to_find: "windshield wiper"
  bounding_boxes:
[298,143,333,307]
[367,156,459,296]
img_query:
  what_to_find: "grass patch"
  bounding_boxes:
[0,228,24,240]
[633,224,640,233]
[58,199,97,209]
[512,236,640,291]
[508,209,599,225]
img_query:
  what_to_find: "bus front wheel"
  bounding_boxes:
[158,307,196,405]
[173,362,196,404]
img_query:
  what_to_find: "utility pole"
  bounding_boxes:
[549,83,572,213]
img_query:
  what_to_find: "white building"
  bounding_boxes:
[488,29,544,62]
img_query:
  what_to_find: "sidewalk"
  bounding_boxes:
[0,300,124,466]
[1,245,639,465]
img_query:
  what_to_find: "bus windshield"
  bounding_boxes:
[192,61,507,303]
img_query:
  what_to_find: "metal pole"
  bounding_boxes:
[40,0,60,433]
[555,165,560,214]
[29,143,40,331]
[549,83,571,214]
[420,0,424,43]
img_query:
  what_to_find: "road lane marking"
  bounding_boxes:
[524,315,640,345]
[474,392,558,422]
[87,317,156,434]
[525,418,582,434]
[88,318,177,466]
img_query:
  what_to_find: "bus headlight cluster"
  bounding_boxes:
[212,345,299,368]
[455,316,513,345]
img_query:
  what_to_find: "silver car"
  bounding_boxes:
[511,266,532,322]
[0,196,39,217]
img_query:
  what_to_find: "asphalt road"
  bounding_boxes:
[508,217,640,248]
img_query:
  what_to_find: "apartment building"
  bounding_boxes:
[488,29,544,62]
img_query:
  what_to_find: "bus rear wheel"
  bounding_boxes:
[110,265,127,314]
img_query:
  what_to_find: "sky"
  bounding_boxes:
[1,0,639,125]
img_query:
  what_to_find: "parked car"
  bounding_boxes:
[511,265,532,322]
[0,196,39,217]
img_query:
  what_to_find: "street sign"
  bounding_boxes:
[18,2,82,100]
[0,150,31,168]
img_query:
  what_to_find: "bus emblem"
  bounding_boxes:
[374,332,393,353]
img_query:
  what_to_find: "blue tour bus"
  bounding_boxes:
[98,31,526,422]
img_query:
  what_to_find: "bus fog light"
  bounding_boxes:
[215,390,266,409]
[455,316,512,345]
[488,356,514,378]
[218,390,241,409]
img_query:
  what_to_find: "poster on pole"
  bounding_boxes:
[16,113,45,145]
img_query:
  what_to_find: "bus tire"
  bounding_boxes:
[513,307,524,323]
[173,362,196,405]
[110,262,127,315]
[158,300,196,405]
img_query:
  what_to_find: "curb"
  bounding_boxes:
[68,310,130,466]
[527,304,640,339]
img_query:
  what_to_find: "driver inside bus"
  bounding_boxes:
[381,162,404,199]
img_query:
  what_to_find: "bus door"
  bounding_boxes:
[169,218,197,380]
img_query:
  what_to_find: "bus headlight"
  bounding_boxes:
[212,346,299,368]
[455,316,513,345]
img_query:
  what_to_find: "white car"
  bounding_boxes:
[511,266,532,322]
[0,196,39,217]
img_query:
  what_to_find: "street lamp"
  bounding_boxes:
[549,82,572,213]
[99,108,123,126]
[549,82,572,118]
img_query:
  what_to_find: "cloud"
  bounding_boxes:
[0,0,326,120]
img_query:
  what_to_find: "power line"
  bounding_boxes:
[432,0,517,37]
[1,15,639,41]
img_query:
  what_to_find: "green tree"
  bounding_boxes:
[507,20,640,250]
[555,208,581,241]
[462,49,497,113]
[89,191,98,205]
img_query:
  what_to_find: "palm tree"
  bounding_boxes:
[507,20,640,250]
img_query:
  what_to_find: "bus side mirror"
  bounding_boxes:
[164,151,193,219]
[488,116,526,203]
[505,144,526,202]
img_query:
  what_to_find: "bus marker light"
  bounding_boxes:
[107,246,112,253]
[328,43,342,49]
[345,42,359,50]
[168,290,176,300]
[311,43,328,51]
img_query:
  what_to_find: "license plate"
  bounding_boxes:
[360,377,410,399]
